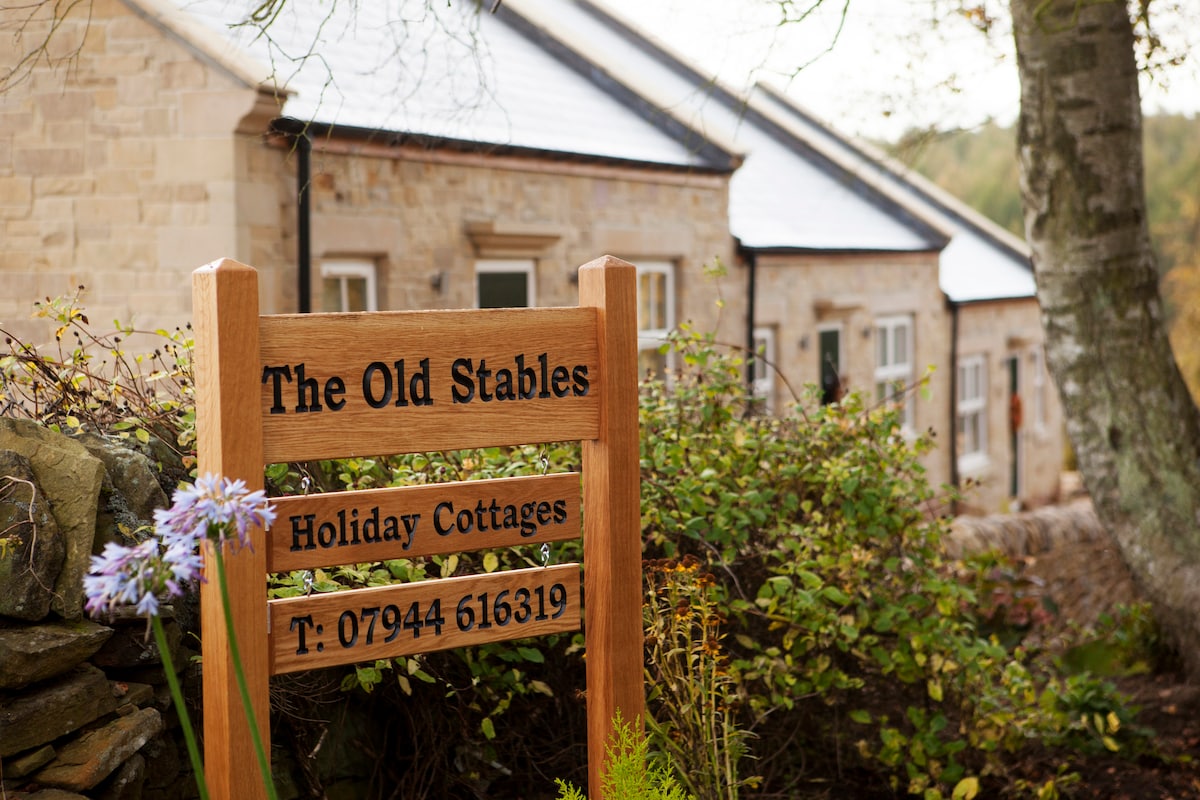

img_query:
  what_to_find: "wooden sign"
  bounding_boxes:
[269,564,580,674]
[267,473,581,572]
[258,308,600,462]
[194,256,642,800]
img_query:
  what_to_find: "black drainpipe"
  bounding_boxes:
[948,298,961,514]
[296,130,312,314]
[741,244,758,394]
[271,117,313,313]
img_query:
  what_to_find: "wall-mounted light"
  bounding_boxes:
[798,335,809,351]
[862,326,873,339]
[430,271,446,293]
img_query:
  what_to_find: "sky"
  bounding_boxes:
[598,0,1200,142]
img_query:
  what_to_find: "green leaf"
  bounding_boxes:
[849,709,872,725]
[481,717,496,740]
[951,776,979,800]
[483,551,500,573]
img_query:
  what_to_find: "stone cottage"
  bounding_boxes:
[0,0,1062,512]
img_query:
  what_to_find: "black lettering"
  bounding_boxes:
[538,352,551,398]
[362,361,393,408]
[520,501,537,537]
[294,363,322,413]
[324,375,346,411]
[318,521,336,548]
[503,503,519,532]
[572,365,590,396]
[552,499,567,524]
[434,501,455,534]
[474,500,489,532]
[411,358,433,407]
[456,508,474,533]
[551,365,571,397]
[382,515,400,544]
[362,507,381,543]
[537,501,553,525]
[394,359,409,407]
[451,359,474,403]
[516,354,537,400]
[399,514,418,549]
[290,514,316,551]
[494,367,515,401]
[290,615,314,655]
[488,499,502,530]
[262,365,293,415]
[477,359,493,402]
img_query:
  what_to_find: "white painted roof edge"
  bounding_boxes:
[122,0,289,97]
[755,82,1032,260]
[505,0,747,161]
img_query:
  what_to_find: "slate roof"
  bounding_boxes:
[155,0,1035,302]
[511,0,1036,302]
[163,0,735,170]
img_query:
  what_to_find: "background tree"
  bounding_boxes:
[1011,0,1200,674]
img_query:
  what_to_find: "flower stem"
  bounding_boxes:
[152,614,211,800]
[212,545,279,800]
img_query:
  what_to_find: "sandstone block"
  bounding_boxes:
[0,451,66,621]
[33,707,162,792]
[0,619,113,689]
[4,743,56,779]
[0,664,116,757]
[0,420,106,620]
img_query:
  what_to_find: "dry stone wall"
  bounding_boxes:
[0,419,195,800]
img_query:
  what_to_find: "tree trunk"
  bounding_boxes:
[1011,0,1200,675]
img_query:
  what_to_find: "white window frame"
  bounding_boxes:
[817,322,844,406]
[636,261,676,373]
[751,326,776,413]
[957,354,988,473]
[475,259,536,308]
[320,259,378,312]
[1030,346,1047,432]
[874,314,914,429]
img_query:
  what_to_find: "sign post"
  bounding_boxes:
[193,255,642,799]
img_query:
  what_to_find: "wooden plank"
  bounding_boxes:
[267,473,581,572]
[192,259,271,800]
[269,564,580,675]
[578,256,644,800]
[258,307,601,462]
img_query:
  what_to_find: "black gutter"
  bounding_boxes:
[948,297,960,514]
[743,245,758,395]
[271,117,313,313]
[272,117,732,177]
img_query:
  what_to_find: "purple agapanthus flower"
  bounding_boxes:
[83,473,275,619]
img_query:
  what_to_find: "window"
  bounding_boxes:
[321,259,377,312]
[476,259,535,308]
[751,326,776,412]
[636,262,675,377]
[957,355,987,470]
[817,324,843,406]
[874,315,914,428]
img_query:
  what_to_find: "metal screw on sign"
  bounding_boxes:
[540,542,551,567]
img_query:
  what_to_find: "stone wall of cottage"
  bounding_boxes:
[956,298,1065,514]
[752,250,954,491]
[0,0,281,346]
[246,140,741,338]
